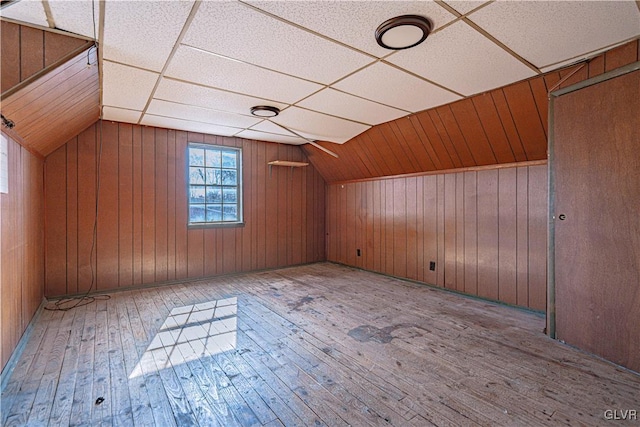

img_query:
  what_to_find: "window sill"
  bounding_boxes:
[187,222,245,229]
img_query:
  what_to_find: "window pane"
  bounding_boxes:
[222,187,237,203]
[189,148,205,166]
[190,205,205,222]
[188,143,241,225]
[189,167,205,184]
[222,151,236,168]
[223,205,237,221]
[206,186,222,203]
[205,149,221,167]
[221,170,237,185]
[206,205,222,221]
[206,169,221,185]
[190,186,205,203]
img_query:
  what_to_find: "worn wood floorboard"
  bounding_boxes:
[2,263,639,426]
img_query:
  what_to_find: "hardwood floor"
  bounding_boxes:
[2,263,639,426]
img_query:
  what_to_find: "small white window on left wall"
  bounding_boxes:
[0,134,8,194]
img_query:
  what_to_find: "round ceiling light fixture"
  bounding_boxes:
[375,15,432,50]
[250,105,280,117]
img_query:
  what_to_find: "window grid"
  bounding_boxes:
[187,143,241,225]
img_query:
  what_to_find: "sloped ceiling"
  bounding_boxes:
[2,0,639,152]
[0,21,99,157]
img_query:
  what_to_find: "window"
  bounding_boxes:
[187,143,242,226]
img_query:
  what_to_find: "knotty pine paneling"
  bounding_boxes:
[304,39,639,184]
[326,163,547,311]
[44,121,326,297]
[0,132,45,372]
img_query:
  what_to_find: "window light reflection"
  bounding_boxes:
[129,297,237,379]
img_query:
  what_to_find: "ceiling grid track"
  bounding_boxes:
[137,0,202,125]
[2,0,638,151]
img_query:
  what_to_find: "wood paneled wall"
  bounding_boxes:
[1,132,44,373]
[44,121,326,297]
[326,163,547,311]
[304,39,640,184]
[1,20,88,95]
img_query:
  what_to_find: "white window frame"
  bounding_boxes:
[187,142,243,228]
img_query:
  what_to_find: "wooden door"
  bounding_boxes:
[551,67,640,372]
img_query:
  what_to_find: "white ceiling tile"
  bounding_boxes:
[102,61,158,111]
[271,107,370,144]
[155,78,288,116]
[0,1,48,27]
[298,88,408,126]
[140,115,242,137]
[387,22,536,96]
[442,1,489,15]
[236,130,307,146]
[333,62,461,112]
[247,1,456,58]
[250,119,299,137]
[469,1,640,69]
[182,1,373,84]
[102,106,141,124]
[103,0,194,72]
[48,0,96,39]
[147,99,260,129]
[165,46,322,104]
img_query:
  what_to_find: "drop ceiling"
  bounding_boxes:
[2,0,639,148]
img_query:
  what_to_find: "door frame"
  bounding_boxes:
[547,60,640,339]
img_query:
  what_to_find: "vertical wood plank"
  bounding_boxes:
[132,126,143,285]
[264,143,278,268]
[44,31,87,67]
[19,26,44,82]
[516,167,529,308]
[405,177,418,281]
[443,173,457,289]
[393,178,407,278]
[1,22,21,94]
[415,177,425,282]
[96,121,119,290]
[76,125,96,293]
[141,126,156,283]
[45,146,67,296]
[65,139,79,294]
[346,183,357,266]
[118,124,133,288]
[187,133,204,278]
[498,168,517,305]
[463,172,478,296]
[527,165,547,311]
[166,130,177,281]
[455,172,465,293]
[476,170,499,300]
[174,131,188,280]
[154,129,168,282]
[384,180,394,275]
[435,175,445,287]
[423,175,438,286]
[604,40,638,72]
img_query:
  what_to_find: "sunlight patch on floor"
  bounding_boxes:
[129,297,237,378]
